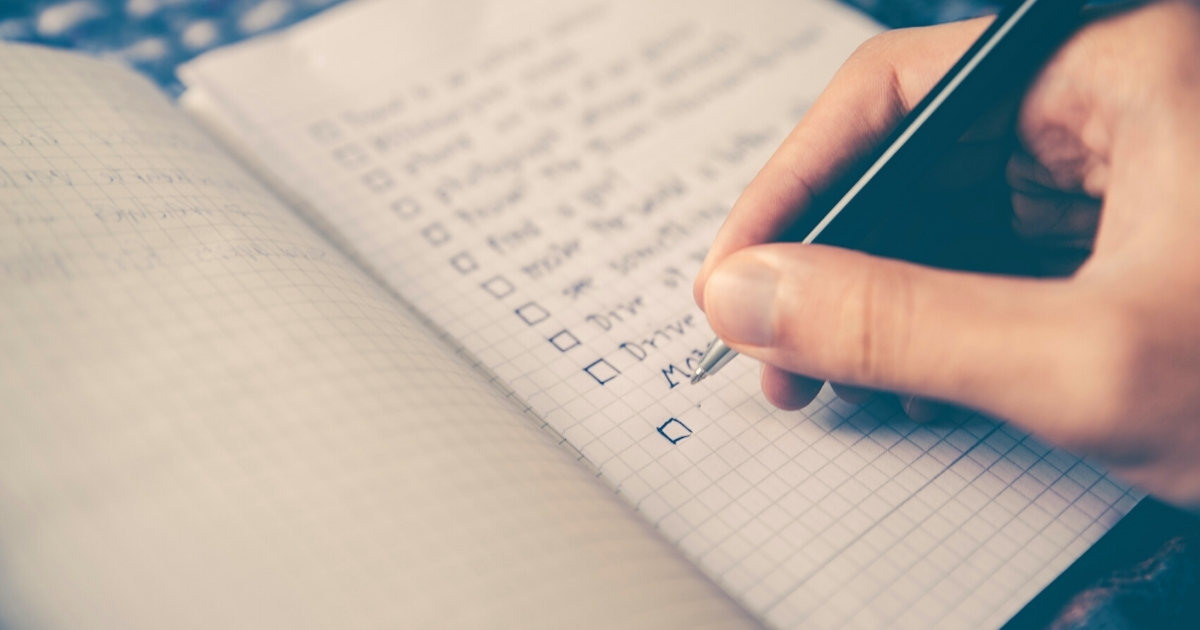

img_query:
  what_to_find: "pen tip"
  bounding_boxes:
[690,369,706,385]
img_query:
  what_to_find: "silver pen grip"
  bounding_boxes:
[691,338,739,383]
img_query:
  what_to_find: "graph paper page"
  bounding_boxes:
[0,43,760,630]
[181,0,1143,627]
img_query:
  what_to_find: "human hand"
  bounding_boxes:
[693,0,1200,508]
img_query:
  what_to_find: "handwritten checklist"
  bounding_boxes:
[179,1,1143,627]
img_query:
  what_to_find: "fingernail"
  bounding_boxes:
[704,256,777,346]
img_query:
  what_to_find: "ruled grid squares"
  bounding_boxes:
[176,1,1143,628]
[206,93,1141,629]
[0,45,762,630]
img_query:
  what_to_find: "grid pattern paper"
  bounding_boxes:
[0,43,760,630]
[179,0,1143,628]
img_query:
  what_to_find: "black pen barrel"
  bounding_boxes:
[788,0,1089,248]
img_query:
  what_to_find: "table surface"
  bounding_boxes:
[1,1,1197,629]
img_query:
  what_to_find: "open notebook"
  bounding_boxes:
[0,0,1141,628]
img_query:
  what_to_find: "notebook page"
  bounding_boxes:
[179,1,1142,627]
[0,43,761,630]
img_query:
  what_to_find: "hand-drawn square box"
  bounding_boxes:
[548,330,580,352]
[450,252,478,274]
[390,197,421,219]
[308,120,340,143]
[584,358,620,385]
[332,144,368,168]
[515,302,550,326]
[362,168,395,193]
[481,276,514,298]
[421,222,451,246]
[657,418,693,444]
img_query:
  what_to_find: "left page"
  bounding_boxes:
[179,1,1142,627]
[0,43,762,630]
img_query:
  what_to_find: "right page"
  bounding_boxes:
[180,0,1143,627]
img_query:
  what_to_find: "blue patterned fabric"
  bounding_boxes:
[0,0,342,94]
[0,0,1000,95]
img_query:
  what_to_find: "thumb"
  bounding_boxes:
[701,243,1109,435]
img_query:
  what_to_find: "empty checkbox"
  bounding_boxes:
[548,330,580,352]
[481,276,514,298]
[450,252,478,274]
[332,144,368,168]
[390,197,421,219]
[657,418,693,444]
[362,168,395,193]
[584,358,620,385]
[515,302,550,325]
[421,222,450,246]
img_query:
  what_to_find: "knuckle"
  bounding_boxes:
[842,33,913,119]
[849,29,907,65]
[844,33,902,85]
[838,262,915,388]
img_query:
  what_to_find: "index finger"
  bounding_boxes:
[693,18,992,309]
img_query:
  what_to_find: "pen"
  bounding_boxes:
[691,0,1087,385]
